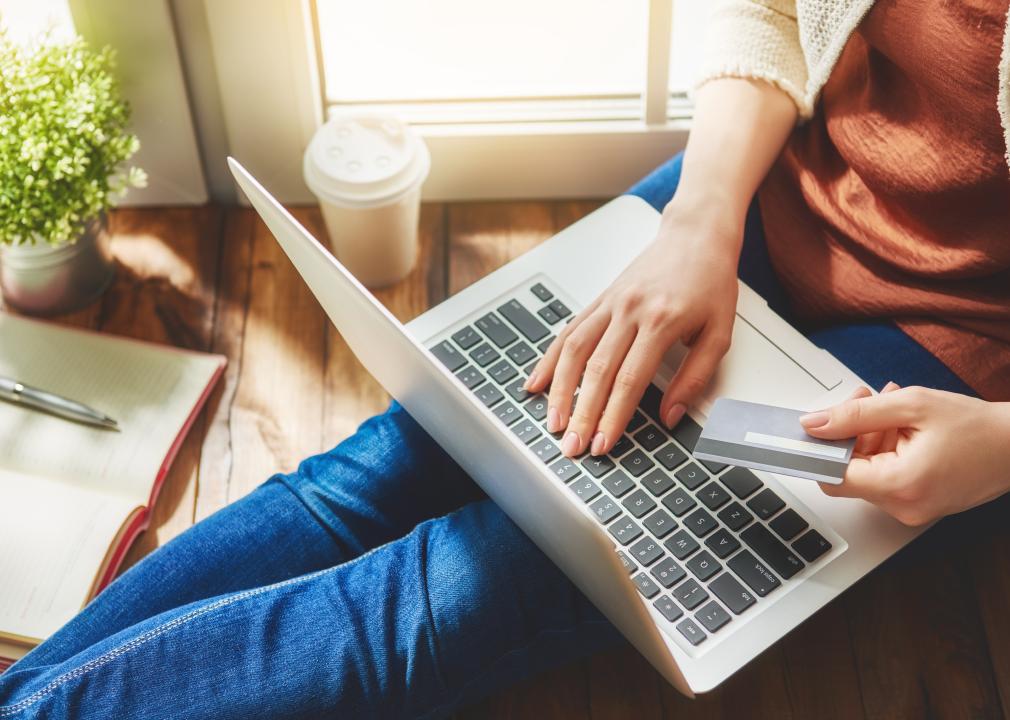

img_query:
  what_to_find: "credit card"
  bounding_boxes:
[693,398,854,484]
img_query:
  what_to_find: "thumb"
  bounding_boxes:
[799,388,921,439]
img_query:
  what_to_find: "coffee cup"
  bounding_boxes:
[303,113,430,288]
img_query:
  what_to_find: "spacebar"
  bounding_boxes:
[740,524,805,579]
[498,300,550,342]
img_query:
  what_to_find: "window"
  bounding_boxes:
[205,1,711,202]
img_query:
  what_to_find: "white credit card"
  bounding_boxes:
[693,398,854,484]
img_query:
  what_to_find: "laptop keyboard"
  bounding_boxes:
[428,280,835,651]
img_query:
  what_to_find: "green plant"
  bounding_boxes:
[0,30,145,246]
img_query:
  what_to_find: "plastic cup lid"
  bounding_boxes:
[303,113,430,209]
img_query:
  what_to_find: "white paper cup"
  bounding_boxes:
[303,114,430,288]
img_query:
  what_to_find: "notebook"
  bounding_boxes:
[0,313,225,668]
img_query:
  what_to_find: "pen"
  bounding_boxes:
[0,375,119,430]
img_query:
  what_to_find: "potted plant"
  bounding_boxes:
[0,30,145,315]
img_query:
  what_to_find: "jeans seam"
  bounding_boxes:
[416,521,452,702]
[0,566,339,717]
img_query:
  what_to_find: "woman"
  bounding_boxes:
[2,0,1009,717]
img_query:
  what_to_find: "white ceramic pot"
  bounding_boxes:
[0,214,114,315]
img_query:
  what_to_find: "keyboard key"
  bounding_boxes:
[664,529,700,561]
[511,419,542,444]
[475,312,518,348]
[609,435,634,457]
[601,470,635,498]
[675,462,708,490]
[620,449,655,477]
[616,550,637,574]
[488,359,518,385]
[451,326,481,350]
[641,469,675,497]
[655,442,688,471]
[632,572,661,599]
[705,528,741,559]
[505,378,532,403]
[670,414,703,453]
[537,335,555,353]
[474,383,504,408]
[770,509,809,541]
[676,617,707,645]
[630,537,664,566]
[709,573,756,615]
[696,600,732,633]
[582,454,616,478]
[468,342,500,367]
[686,550,722,581]
[792,529,832,562]
[524,360,538,376]
[530,282,553,301]
[650,556,687,588]
[720,467,763,499]
[642,509,677,539]
[506,341,537,366]
[640,384,664,425]
[538,306,561,325]
[589,495,621,523]
[717,502,753,531]
[494,401,522,426]
[662,487,697,517]
[685,508,719,538]
[653,595,684,623]
[697,481,731,510]
[608,515,644,545]
[727,550,781,597]
[699,458,728,474]
[549,457,581,483]
[625,410,647,433]
[498,299,550,342]
[622,489,657,519]
[634,425,666,452]
[455,365,484,389]
[569,476,602,503]
[547,299,571,318]
[530,437,561,464]
[741,524,804,579]
[672,578,709,610]
[746,488,786,520]
[430,340,466,371]
[524,395,548,421]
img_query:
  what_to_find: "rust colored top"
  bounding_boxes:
[758,0,1010,400]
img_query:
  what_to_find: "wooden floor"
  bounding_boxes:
[20,203,1010,719]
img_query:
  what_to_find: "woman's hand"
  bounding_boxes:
[800,385,1010,526]
[524,200,741,458]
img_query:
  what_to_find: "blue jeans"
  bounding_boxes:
[0,154,975,719]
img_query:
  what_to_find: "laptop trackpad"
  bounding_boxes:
[662,314,832,416]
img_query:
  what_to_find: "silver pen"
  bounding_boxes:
[0,375,119,430]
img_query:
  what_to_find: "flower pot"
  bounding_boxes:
[0,214,114,315]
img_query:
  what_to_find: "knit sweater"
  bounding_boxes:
[697,0,1010,169]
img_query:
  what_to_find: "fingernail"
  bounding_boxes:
[561,431,581,457]
[590,431,606,456]
[664,403,686,429]
[546,406,560,433]
[799,410,829,429]
[524,371,538,390]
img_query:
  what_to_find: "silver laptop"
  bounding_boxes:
[228,158,924,696]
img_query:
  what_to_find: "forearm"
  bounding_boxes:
[670,77,797,234]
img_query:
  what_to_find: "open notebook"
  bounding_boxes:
[0,313,225,669]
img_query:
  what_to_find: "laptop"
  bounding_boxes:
[228,158,925,696]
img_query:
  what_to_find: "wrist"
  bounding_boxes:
[659,190,746,258]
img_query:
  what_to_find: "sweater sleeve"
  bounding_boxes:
[694,0,812,118]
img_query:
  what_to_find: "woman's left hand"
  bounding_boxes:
[799,384,1010,526]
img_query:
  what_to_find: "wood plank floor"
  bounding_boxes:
[13,202,1010,719]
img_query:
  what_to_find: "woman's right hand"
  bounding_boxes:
[524,197,743,457]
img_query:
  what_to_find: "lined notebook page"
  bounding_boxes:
[0,468,135,641]
[0,314,223,504]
